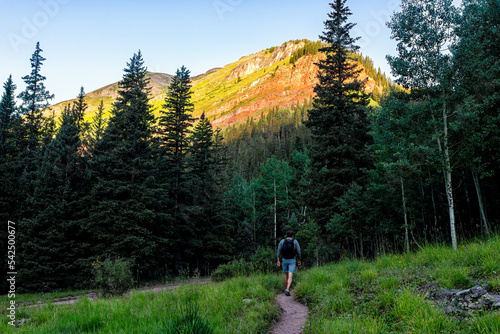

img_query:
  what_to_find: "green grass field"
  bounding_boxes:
[295,236,500,333]
[0,276,282,333]
[2,236,499,333]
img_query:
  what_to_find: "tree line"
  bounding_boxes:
[1,0,499,292]
[0,46,233,291]
[218,0,500,265]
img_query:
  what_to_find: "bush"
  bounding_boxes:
[211,247,277,282]
[211,259,248,282]
[251,247,276,274]
[92,257,133,296]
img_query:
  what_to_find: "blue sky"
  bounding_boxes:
[1,0,404,103]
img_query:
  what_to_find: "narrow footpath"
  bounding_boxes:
[271,291,309,334]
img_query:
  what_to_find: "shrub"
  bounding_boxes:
[92,257,133,296]
[251,247,276,274]
[211,259,249,282]
[211,247,277,282]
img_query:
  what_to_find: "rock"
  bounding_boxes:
[420,283,500,317]
[242,299,253,304]
[16,318,31,326]
[456,285,487,299]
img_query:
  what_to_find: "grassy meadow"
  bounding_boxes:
[1,236,499,333]
[295,235,500,333]
[0,276,282,333]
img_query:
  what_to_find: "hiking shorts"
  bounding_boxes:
[282,258,296,273]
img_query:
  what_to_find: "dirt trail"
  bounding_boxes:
[22,278,211,308]
[271,291,308,334]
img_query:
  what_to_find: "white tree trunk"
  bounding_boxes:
[431,97,458,251]
[401,176,410,253]
[442,101,458,251]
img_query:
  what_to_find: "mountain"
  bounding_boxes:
[49,40,392,129]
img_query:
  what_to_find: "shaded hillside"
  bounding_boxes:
[49,40,392,128]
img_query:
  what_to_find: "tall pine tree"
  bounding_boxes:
[19,101,88,291]
[0,76,20,222]
[187,113,232,271]
[305,0,372,259]
[17,42,54,153]
[16,42,55,220]
[86,51,166,275]
[157,66,195,271]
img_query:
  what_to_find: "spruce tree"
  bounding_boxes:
[19,102,88,290]
[187,113,215,269]
[0,76,17,145]
[189,113,214,201]
[90,100,106,144]
[86,51,165,274]
[157,66,195,271]
[305,0,372,257]
[0,75,20,222]
[0,75,19,292]
[187,114,233,270]
[17,42,54,152]
[72,86,87,131]
[15,42,55,220]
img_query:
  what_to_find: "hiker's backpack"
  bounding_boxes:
[282,238,295,259]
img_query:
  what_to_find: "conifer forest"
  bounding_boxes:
[1,0,499,292]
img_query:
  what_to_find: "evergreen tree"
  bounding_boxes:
[305,0,372,257]
[86,51,166,275]
[157,66,195,271]
[90,99,106,144]
[187,114,232,271]
[72,86,87,132]
[17,42,54,152]
[0,75,17,146]
[15,42,55,221]
[19,103,87,291]
[189,113,215,203]
[0,76,21,223]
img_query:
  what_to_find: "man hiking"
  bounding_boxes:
[277,230,301,296]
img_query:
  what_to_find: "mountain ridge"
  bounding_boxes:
[49,40,392,129]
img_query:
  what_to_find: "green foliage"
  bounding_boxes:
[289,40,322,65]
[305,0,373,259]
[92,258,133,296]
[0,75,21,225]
[211,259,249,282]
[223,104,311,180]
[17,91,91,291]
[17,42,54,147]
[211,247,277,282]
[84,51,165,276]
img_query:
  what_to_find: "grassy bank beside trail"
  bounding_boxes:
[295,236,500,333]
[0,275,282,333]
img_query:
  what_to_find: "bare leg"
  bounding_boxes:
[283,273,288,290]
[286,272,294,291]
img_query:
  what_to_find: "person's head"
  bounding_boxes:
[286,230,295,238]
